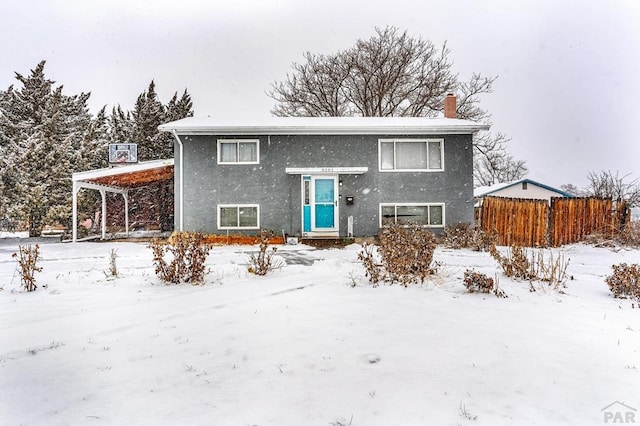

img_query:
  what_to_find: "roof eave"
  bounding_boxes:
[158,124,490,135]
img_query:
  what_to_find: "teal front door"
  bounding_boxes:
[303,176,338,234]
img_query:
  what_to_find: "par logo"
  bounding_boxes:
[602,401,637,424]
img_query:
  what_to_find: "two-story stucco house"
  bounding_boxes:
[159,101,488,239]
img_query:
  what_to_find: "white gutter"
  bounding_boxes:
[171,130,184,232]
[162,124,490,136]
[157,117,490,136]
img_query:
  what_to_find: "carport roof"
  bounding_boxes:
[72,159,174,190]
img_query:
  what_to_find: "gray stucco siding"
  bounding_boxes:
[175,132,474,237]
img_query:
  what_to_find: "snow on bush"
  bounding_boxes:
[442,222,497,251]
[358,222,438,286]
[247,230,284,276]
[149,232,211,284]
[605,263,640,300]
[463,269,507,298]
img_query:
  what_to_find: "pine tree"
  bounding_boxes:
[0,61,94,236]
[131,81,166,161]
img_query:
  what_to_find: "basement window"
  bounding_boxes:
[217,204,260,229]
[379,203,445,227]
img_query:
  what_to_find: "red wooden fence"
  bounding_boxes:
[479,196,630,247]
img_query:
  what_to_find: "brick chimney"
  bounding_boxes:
[444,93,457,118]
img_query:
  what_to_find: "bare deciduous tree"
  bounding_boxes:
[268,26,526,186]
[585,170,640,206]
[559,183,585,197]
[473,132,528,186]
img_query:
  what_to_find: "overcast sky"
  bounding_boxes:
[1,0,638,188]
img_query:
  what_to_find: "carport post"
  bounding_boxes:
[100,189,106,240]
[72,181,79,242]
[123,192,129,236]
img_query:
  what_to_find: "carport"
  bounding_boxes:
[71,159,174,242]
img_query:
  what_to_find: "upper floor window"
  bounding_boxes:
[217,139,259,164]
[379,138,444,172]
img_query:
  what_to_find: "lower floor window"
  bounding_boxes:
[218,204,259,229]
[380,203,444,227]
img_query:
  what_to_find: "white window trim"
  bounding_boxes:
[379,202,446,228]
[217,204,260,230]
[217,139,260,165]
[378,138,444,172]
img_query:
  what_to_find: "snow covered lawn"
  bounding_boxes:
[1,240,639,425]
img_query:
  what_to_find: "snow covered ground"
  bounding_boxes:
[0,239,638,425]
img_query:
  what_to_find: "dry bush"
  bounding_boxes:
[149,232,210,284]
[472,228,498,252]
[248,230,284,276]
[490,242,570,290]
[357,243,384,286]
[358,222,438,286]
[584,221,640,248]
[605,263,640,300]
[442,222,475,249]
[490,243,534,280]
[106,248,118,278]
[463,269,507,298]
[442,223,497,252]
[463,269,493,293]
[618,221,640,247]
[12,244,43,292]
[529,249,570,289]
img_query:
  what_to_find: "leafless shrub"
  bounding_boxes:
[490,242,570,290]
[463,269,493,293]
[459,401,478,421]
[358,222,438,286]
[106,248,118,278]
[529,249,570,289]
[442,222,474,249]
[472,228,498,252]
[443,223,497,252]
[490,243,534,280]
[618,221,640,247]
[605,263,640,300]
[149,232,210,284]
[463,269,507,298]
[247,230,284,276]
[357,243,384,287]
[12,244,42,292]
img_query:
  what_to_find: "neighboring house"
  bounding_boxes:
[158,101,488,239]
[474,178,575,205]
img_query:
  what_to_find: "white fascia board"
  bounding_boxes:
[75,181,128,195]
[158,118,490,135]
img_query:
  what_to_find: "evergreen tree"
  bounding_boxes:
[131,81,166,161]
[0,61,93,236]
[108,105,134,147]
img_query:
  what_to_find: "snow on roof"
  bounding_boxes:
[72,159,174,188]
[474,178,574,198]
[158,116,490,135]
